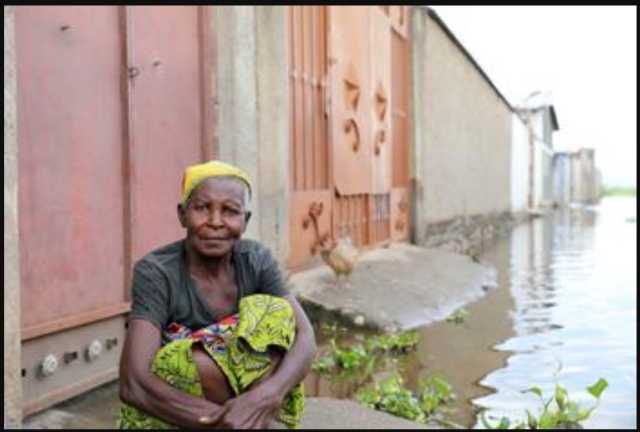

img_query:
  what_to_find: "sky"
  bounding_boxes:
[430,6,637,188]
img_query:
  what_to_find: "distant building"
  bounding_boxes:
[594,168,603,201]
[571,148,600,204]
[511,112,530,215]
[515,103,560,209]
[552,152,572,206]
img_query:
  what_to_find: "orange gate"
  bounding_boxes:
[15,6,214,415]
[288,5,411,269]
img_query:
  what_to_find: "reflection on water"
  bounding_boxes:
[305,197,636,429]
[474,197,637,429]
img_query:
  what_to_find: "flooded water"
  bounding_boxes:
[470,196,637,429]
[305,196,637,429]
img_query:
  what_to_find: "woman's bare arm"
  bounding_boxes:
[119,318,227,428]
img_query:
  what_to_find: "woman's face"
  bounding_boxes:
[178,177,248,259]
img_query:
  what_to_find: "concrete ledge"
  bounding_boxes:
[289,243,497,333]
[22,382,443,429]
[298,397,442,429]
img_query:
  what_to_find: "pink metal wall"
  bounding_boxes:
[16,6,129,336]
[15,5,214,414]
[125,6,210,262]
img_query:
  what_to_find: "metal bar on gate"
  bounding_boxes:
[295,7,305,191]
[303,8,314,190]
[121,5,136,299]
[300,8,307,190]
[309,7,317,190]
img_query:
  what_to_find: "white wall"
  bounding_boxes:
[552,153,572,206]
[532,138,542,208]
[511,113,530,212]
[528,109,554,207]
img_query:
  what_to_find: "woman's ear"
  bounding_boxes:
[177,203,187,228]
[244,211,252,225]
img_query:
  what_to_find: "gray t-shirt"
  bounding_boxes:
[128,238,289,331]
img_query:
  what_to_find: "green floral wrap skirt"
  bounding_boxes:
[118,294,304,429]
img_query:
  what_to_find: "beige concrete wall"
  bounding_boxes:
[4,5,23,428]
[255,6,290,263]
[412,9,512,243]
[533,138,544,207]
[410,9,429,243]
[525,109,555,208]
[214,6,259,238]
[213,6,290,263]
[552,153,572,206]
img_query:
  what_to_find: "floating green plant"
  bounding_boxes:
[355,372,456,424]
[311,338,376,388]
[311,327,454,424]
[318,322,348,338]
[480,377,608,429]
[356,374,427,423]
[446,308,468,324]
[365,330,420,353]
[311,329,420,377]
[418,374,456,416]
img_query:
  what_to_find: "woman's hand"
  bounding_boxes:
[217,382,284,429]
[197,404,231,429]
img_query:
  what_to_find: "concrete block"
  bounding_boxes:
[4,5,23,428]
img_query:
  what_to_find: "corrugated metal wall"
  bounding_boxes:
[289,6,329,192]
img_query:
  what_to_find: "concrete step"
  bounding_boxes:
[289,242,497,333]
[22,381,443,429]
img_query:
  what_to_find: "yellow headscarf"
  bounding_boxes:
[180,160,252,206]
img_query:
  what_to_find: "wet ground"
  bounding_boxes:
[305,197,637,429]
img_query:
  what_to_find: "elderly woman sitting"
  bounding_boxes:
[118,161,317,429]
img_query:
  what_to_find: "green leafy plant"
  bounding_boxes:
[480,378,608,429]
[365,330,420,353]
[311,338,376,388]
[446,308,469,324]
[311,329,419,378]
[311,327,455,424]
[355,373,456,424]
[318,322,348,338]
[356,374,427,423]
[332,340,370,371]
[310,353,335,374]
[418,375,456,416]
